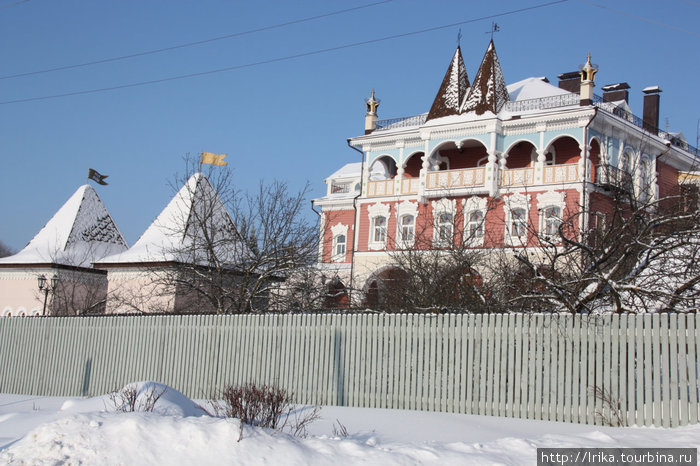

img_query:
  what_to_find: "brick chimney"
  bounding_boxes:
[558,71,580,93]
[601,82,630,103]
[642,86,662,133]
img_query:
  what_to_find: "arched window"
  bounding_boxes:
[373,216,387,244]
[332,234,346,260]
[467,210,484,239]
[510,208,527,237]
[542,206,562,236]
[400,215,415,243]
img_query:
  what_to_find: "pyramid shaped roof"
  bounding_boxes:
[0,184,127,267]
[98,173,248,265]
[426,46,470,121]
[459,40,509,115]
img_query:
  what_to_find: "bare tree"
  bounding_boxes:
[0,240,13,258]
[127,160,320,314]
[369,199,492,313]
[507,159,700,314]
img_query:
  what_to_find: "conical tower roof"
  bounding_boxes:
[459,40,509,115]
[98,173,247,265]
[0,185,127,267]
[426,46,470,121]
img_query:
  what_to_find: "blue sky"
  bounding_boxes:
[1,0,698,252]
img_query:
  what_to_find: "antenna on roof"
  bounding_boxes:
[485,22,500,40]
[457,28,462,47]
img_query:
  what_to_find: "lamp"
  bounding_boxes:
[37,273,59,316]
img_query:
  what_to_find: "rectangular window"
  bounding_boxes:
[437,212,453,245]
[400,215,415,242]
[511,208,527,237]
[543,206,561,236]
[333,234,346,259]
[373,216,387,243]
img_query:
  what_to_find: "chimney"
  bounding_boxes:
[558,71,580,93]
[364,89,380,134]
[601,82,630,103]
[642,86,662,133]
[578,53,598,106]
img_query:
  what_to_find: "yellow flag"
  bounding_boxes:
[201,152,228,166]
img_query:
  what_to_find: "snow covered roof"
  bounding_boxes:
[0,185,127,268]
[326,162,362,181]
[507,77,570,101]
[97,173,249,266]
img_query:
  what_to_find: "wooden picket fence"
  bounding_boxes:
[0,313,697,427]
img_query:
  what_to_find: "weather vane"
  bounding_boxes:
[457,28,462,47]
[485,22,500,40]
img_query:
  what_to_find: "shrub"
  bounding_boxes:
[212,383,321,438]
[216,383,293,429]
[109,384,167,413]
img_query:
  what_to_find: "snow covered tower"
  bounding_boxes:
[0,184,128,316]
[96,173,253,314]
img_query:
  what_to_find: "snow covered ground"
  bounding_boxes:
[0,382,698,465]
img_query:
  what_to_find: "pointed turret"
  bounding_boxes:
[459,40,509,115]
[98,173,247,265]
[0,185,127,267]
[578,52,598,106]
[426,46,470,121]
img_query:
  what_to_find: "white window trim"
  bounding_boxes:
[504,193,531,246]
[431,198,456,247]
[395,201,419,248]
[462,196,488,247]
[330,223,349,262]
[537,191,566,241]
[367,203,391,250]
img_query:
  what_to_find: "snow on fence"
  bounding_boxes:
[0,313,697,427]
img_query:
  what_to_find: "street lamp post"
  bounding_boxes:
[37,274,59,316]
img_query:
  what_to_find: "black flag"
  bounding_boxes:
[88,168,109,185]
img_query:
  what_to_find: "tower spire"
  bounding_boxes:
[459,39,509,115]
[426,46,470,121]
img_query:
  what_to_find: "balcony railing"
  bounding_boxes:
[371,95,699,157]
[375,114,428,132]
[426,167,486,190]
[367,179,394,197]
[543,163,579,184]
[504,93,580,112]
[401,178,420,194]
[500,167,534,187]
[595,164,634,193]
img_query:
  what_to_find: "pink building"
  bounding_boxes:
[313,41,698,307]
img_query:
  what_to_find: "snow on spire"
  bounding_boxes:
[459,40,509,115]
[0,185,127,267]
[426,46,470,121]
